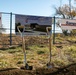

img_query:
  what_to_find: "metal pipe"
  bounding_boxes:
[53,16,55,44]
[10,12,12,46]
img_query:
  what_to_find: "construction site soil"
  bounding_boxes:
[0,34,76,75]
[0,63,76,75]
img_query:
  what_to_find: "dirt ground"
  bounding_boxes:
[0,63,76,75]
[0,34,76,75]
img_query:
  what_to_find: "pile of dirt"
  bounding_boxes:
[0,63,76,75]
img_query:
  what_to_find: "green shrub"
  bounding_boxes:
[63,30,68,36]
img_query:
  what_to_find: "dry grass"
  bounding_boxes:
[0,35,76,69]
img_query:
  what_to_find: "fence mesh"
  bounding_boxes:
[0,12,76,48]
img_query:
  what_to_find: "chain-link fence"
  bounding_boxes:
[0,12,53,48]
[0,12,76,48]
[53,17,76,44]
[0,12,18,48]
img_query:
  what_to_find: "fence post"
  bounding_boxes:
[10,12,12,46]
[53,16,55,44]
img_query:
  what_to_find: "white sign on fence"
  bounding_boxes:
[56,18,76,30]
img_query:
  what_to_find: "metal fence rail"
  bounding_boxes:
[0,12,15,46]
[0,12,76,47]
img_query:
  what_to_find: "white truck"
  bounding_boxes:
[15,14,52,32]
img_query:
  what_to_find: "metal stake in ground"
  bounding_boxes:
[17,26,32,70]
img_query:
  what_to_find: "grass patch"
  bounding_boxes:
[0,36,76,69]
[37,50,45,54]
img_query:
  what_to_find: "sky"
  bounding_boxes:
[0,0,76,33]
[0,0,76,16]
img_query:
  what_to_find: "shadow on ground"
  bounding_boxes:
[0,63,76,75]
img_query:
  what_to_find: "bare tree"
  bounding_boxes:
[54,4,76,19]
